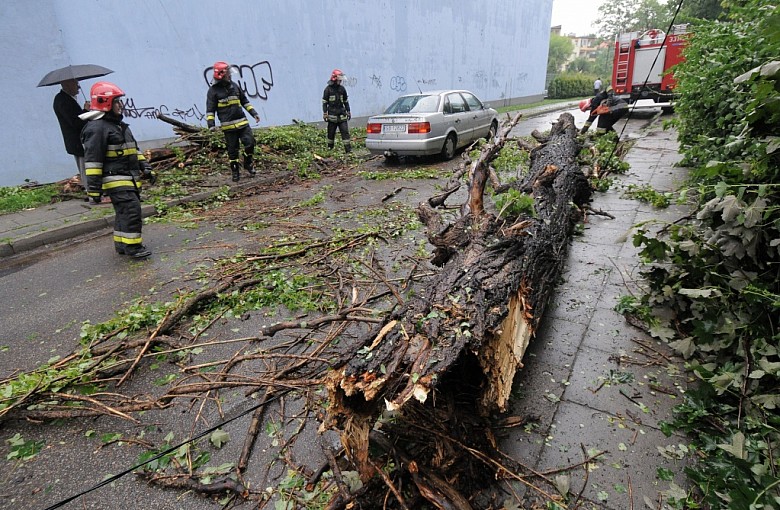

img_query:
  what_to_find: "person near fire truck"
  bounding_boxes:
[593,77,602,95]
[206,61,261,182]
[579,87,628,135]
[322,69,352,153]
[80,81,156,259]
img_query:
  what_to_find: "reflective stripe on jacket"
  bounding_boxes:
[206,80,257,130]
[81,113,143,197]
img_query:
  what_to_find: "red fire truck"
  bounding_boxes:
[611,24,691,107]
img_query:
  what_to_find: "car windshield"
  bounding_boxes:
[384,95,440,114]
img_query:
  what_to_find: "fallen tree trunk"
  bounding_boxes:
[325,113,590,503]
[155,112,201,133]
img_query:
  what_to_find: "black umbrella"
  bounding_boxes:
[36,64,114,87]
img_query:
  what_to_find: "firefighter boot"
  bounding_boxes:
[230,161,240,182]
[244,155,256,177]
[126,244,152,259]
[344,142,352,154]
[327,139,335,150]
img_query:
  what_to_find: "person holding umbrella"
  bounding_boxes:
[53,79,90,195]
[80,81,155,259]
[38,64,114,196]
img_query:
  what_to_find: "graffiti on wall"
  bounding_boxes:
[369,74,382,88]
[390,76,407,92]
[203,61,274,100]
[472,70,488,90]
[122,98,206,123]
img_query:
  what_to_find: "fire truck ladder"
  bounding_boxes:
[614,39,632,91]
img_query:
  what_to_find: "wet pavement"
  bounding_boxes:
[499,120,692,509]
[0,102,693,509]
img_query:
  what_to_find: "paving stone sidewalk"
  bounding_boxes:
[499,122,693,509]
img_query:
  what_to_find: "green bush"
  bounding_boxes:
[547,73,597,99]
[627,1,780,508]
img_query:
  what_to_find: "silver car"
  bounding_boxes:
[365,90,499,160]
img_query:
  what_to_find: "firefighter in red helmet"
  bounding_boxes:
[206,61,261,182]
[579,87,628,135]
[80,81,155,258]
[322,69,352,153]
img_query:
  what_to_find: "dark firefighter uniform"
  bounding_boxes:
[322,70,352,153]
[206,79,259,181]
[581,89,629,135]
[81,112,152,257]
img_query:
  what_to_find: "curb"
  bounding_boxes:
[0,175,286,260]
[0,190,221,259]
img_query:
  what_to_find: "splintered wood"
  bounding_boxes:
[325,113,591,505]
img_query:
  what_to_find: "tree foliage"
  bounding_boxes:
[595,0,672,37]
[628,1,780,508]
[547,34,574,73]
[677,0,724,21]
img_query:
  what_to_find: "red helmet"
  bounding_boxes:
[330,68,344,81]
[579,99,592,112]
[213,61,230,80]
[90,81,125,112]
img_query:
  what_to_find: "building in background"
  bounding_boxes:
[0,0,553,187]
[568,35,600,61]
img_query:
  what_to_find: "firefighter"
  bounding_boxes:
[322,69,352,153]
[579,87,628,135]
[206,61,261,182]
[80,81,155,259]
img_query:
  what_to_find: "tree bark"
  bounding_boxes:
[155,112,201,133]
[325,113,590,496]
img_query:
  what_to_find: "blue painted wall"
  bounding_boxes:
[0,0,552,186]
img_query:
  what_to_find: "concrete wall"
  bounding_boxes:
[0,0,552,186]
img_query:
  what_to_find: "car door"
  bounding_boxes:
[444,92,471,146]
[461,92,491,139]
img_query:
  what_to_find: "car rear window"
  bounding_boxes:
[385,95,440,114]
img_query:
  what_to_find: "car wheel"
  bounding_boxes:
[440,133,456,160]
[486,121,498,141]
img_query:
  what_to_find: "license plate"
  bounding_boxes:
[382,124,406,133]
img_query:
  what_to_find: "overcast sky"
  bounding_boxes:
[551,0,606,36]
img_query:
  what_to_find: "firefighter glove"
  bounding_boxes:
[595,104,610,115]
[347,112,351,120]
[141,162,157,185]
[323,113,328,121]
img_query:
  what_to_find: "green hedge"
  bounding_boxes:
[547,73,597,99]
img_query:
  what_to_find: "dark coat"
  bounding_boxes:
[322,81,351,122]
[584,91,628,128]
[53,90,86,156]
[81,112,144,198]
[205,80,258,130]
